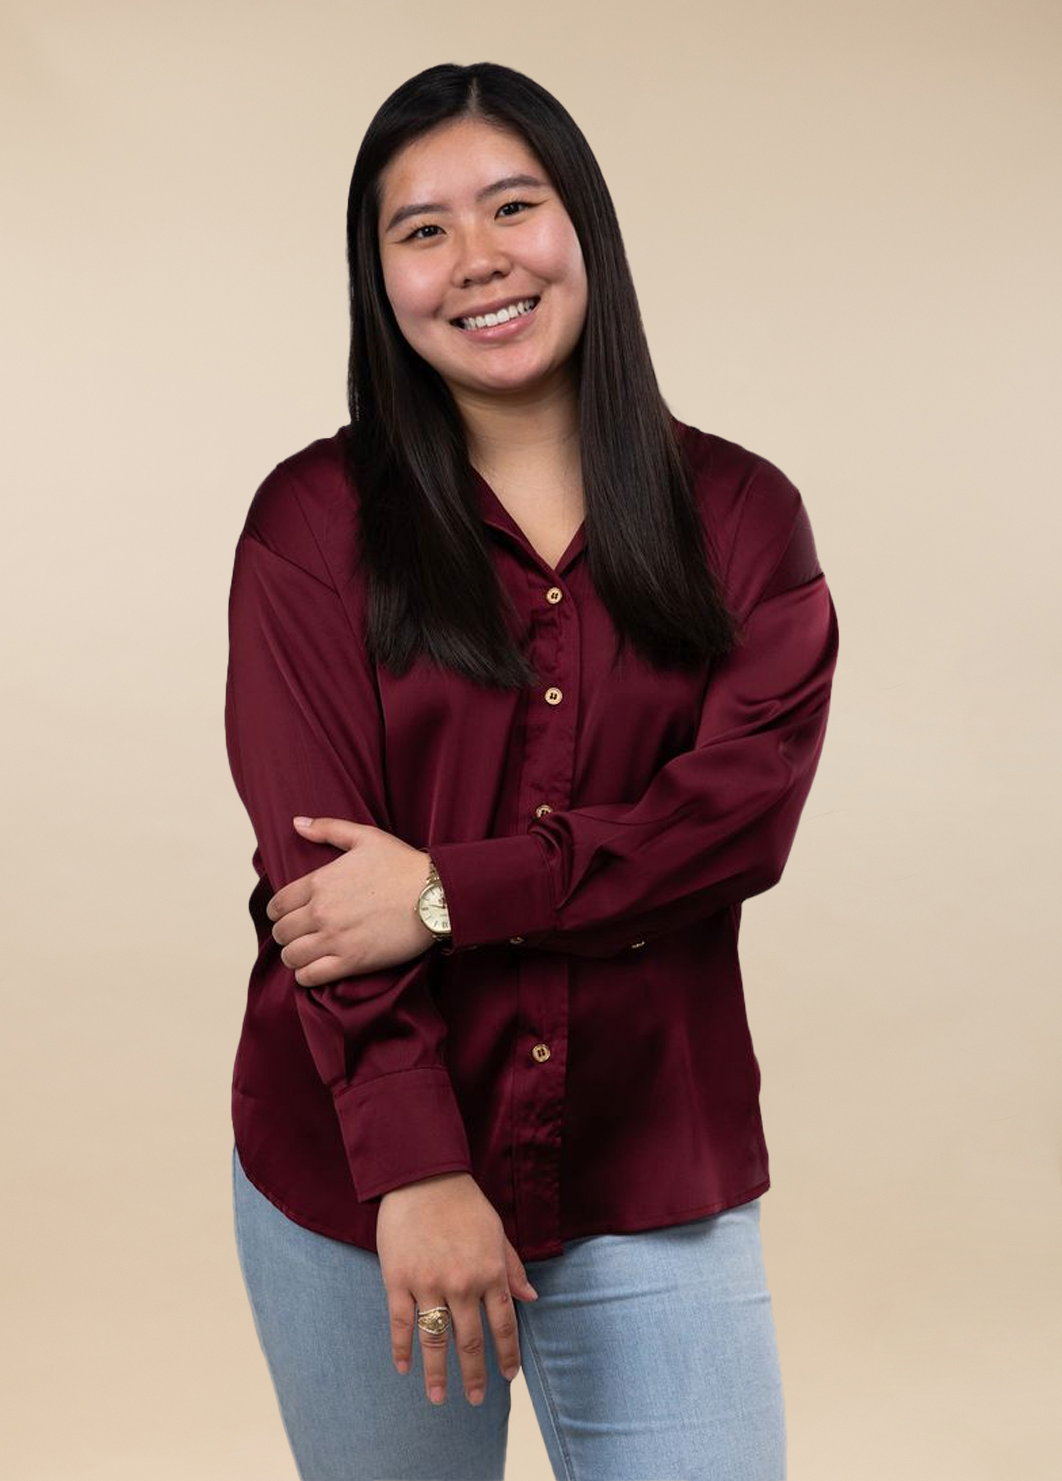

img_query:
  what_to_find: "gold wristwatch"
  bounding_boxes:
[415,854,452,944]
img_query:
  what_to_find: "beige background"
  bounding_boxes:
[2,1,1059,1476]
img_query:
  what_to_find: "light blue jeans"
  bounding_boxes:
[232,1144,786,1480]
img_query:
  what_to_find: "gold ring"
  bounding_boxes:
[416,1305,452,1335]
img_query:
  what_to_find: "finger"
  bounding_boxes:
[448,1297,489,1406]
[265,876,313,922]
[270,900,321,948]
[292,954,351,988]
[278,928,331,970]
[505,1240,539,1301]
[385,1287,417,1375]
[416,1296,453,1405]
[483,1281,523,1383]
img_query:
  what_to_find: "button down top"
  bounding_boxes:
[224,415,840,1261]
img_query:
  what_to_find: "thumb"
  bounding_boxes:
[292,816,360,849]
[504,1237,539,1301]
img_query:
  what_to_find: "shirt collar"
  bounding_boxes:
[472,467,587,575]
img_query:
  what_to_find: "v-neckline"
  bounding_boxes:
[471,468,586,575]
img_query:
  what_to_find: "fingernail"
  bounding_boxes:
[466,1388,484,1405]
[503,1366,519,1381]
[430,1385,446,1404]
[527,1284,539,1298]
[293,816,313,827]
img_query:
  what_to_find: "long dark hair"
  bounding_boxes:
[345,61,741,688]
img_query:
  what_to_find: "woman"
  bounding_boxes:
[225,60,839,1481]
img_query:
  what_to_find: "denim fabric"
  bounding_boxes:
[232,1144,786,1480]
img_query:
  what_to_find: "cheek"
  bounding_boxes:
[381,257,439,327]
[535,223,586,295]
[562,233,587,295]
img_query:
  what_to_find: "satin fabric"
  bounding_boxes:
[224,416,839,1261]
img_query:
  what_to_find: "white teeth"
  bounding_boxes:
[456,297,537,331]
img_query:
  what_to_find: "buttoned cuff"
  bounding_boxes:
[428,833,556,948]
[332,1066,473,1202]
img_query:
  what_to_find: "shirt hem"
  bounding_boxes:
[547,1179,771,1251]
[233,1141,378,1246]
[232,1136,769,1257]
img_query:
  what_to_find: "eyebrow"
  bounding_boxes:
[383,173,549,235]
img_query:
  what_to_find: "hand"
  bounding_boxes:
[376,1172,538,1406]
[265,817,437,983]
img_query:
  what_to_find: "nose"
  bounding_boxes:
[450,222,512,288]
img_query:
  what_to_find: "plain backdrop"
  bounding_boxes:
[2,2,1059,1477]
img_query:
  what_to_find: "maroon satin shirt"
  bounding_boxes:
[224,416,839,1261]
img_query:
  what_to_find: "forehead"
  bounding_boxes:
[378,118,543,207]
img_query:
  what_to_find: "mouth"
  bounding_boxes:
[450,295,541,337]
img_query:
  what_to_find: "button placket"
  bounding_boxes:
[511,563,579,1255]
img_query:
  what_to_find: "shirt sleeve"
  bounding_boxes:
[225,492,472,1201]
[429,473,840,956]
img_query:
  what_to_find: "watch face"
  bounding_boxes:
[419,882,451,934]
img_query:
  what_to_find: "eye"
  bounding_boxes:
[403,223,442,242]
[497,199,536,218]
[400,199,539,242]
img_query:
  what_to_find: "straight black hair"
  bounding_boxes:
[344,61,741,688]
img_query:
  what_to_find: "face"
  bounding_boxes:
[376,116,588,406]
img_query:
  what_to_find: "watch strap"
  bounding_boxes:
[416,854,452,943]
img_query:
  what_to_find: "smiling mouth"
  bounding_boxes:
[450,296,541,331]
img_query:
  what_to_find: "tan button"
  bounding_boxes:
[531,1043,551,1063]
[534,803,553,818]
[544,687,563,705]
[546,586,563,604]
[509,935,525,945]
[629,939,646,950]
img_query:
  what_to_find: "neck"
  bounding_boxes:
[449,364,581,484]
